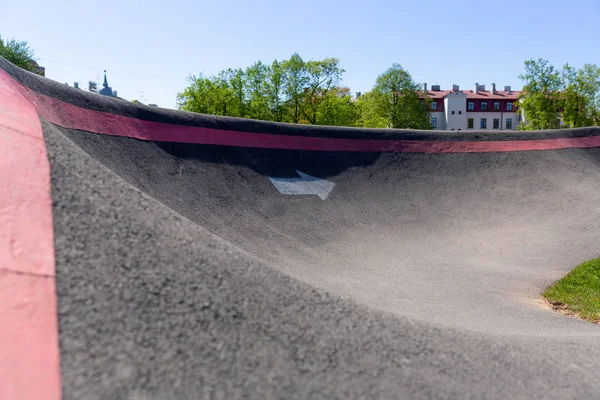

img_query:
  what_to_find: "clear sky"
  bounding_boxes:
[2,0,599,109]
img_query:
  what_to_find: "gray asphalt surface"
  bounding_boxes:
[46,119,600,400]
[4,57,600,398]
[61,129,600,337]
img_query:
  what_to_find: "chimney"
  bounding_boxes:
[504,85,511,93]
[452,84,459,92]
[474,82,480,94]
[423,83,428,91]
[491,83,497,94]
[431,84,440,91]
[479,84,485,92]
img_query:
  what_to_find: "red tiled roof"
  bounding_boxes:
[424,90,522,100]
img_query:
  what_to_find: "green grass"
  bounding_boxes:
[543,257,600,323]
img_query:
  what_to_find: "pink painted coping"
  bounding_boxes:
[0,70,61,399]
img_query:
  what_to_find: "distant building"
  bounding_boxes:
[98,70,117,97]
[68,71,124,99]
[422,83,522,131]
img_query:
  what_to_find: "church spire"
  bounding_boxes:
[98,69,115,97]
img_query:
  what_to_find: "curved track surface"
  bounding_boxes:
[2,57,600,399]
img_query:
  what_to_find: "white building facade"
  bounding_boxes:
[425,83,521,131]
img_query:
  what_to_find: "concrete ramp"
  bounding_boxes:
[2,57,600,399]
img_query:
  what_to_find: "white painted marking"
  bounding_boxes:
[269,170,335,200]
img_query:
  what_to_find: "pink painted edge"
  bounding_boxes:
[0,70,62,399]
[17,84,600,154]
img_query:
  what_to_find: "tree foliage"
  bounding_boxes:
[0,34,42,75]
[177,56,433,129]
[519,58,600,130]
[317,87,360,127]
[354,92,388,128]
[562,63,600,127]
[370,64,432,129]
[301,57,344,124]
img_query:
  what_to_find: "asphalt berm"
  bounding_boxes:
[2,57,600,399]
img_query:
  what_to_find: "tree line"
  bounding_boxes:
[177,55,600,131]
[176,54,432,129]
[518,59,600,129]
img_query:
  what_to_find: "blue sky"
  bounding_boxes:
[2,0,599,109]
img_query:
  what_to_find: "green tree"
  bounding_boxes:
[221,68,246,118]
[245,61,272,120]
[369,64,431,129]
[317,87,360,127]
[267,60,286,122]
[282,53,309,123]
[561,64,592,128]
[176,75,215,114]
[519,59,600,129]
[0,34,42,75]
[176,74,237,116]
[579,64,600,125]
[301,58,344,124]
[562,63,600,127]
[518,59,563,130]
[355,92,388,128]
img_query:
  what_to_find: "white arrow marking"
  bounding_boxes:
[269,170,335,200]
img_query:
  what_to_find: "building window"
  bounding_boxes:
[431,101,437,111]
[480,118,487,129]
[468,118,474,129]
[506,118,513,129]
[493,102,500,111]
[458,111,462,114]
[468,102,474,111]
[507,102,513,111]
[451,110,455,115]
[481,102,487,111]
[493,118,500,129]
[432,117,437,129]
